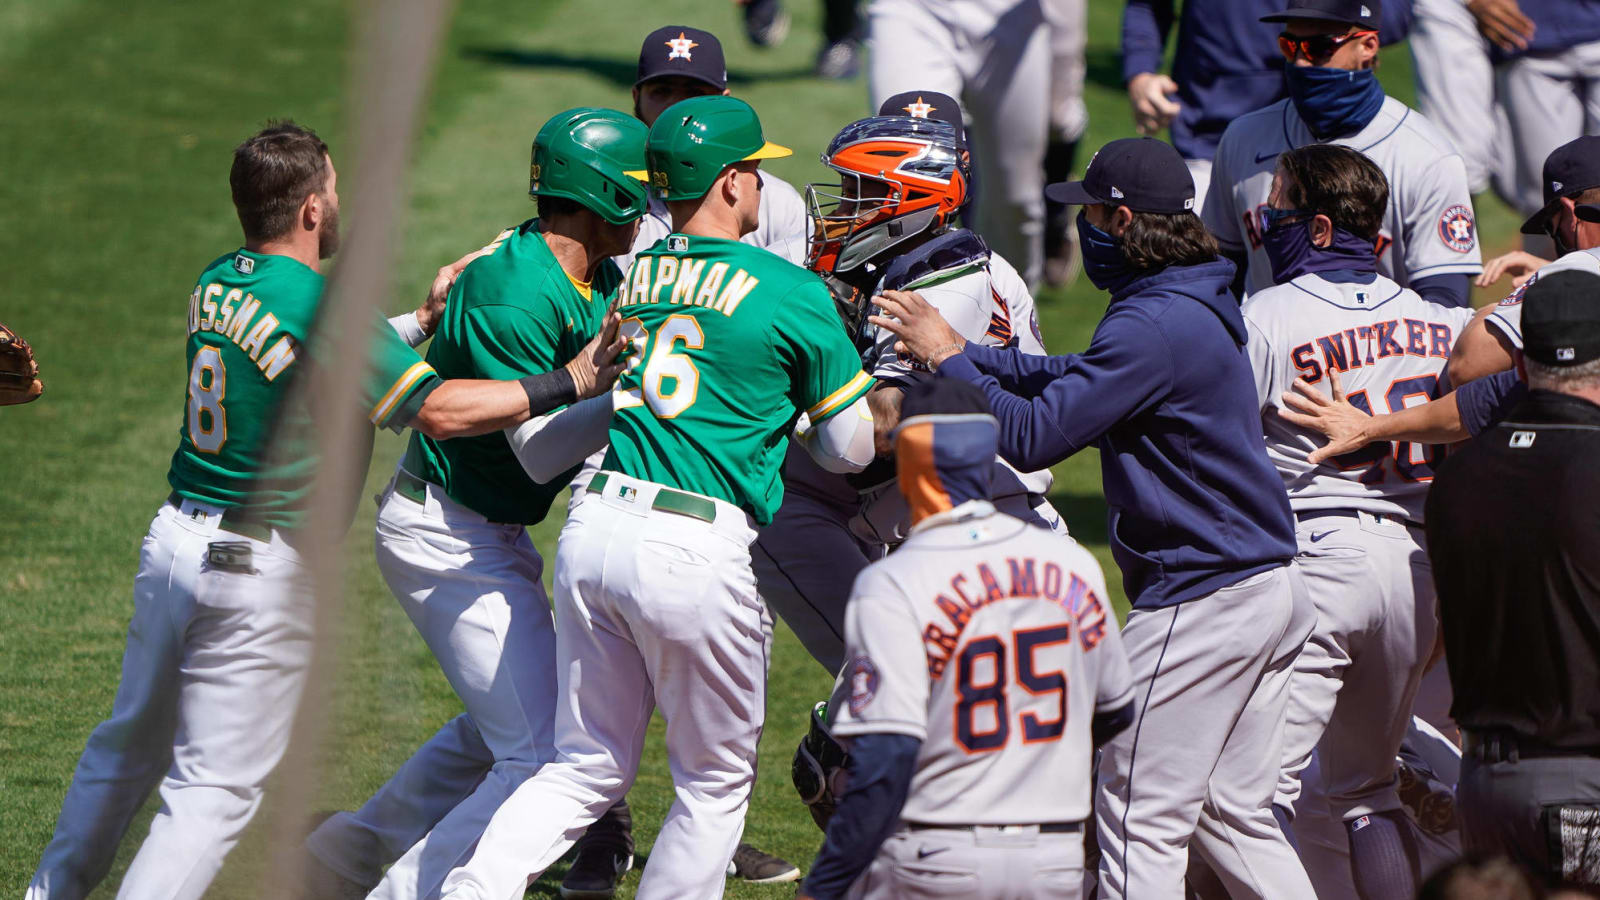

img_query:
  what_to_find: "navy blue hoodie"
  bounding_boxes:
[938,259,1296,610]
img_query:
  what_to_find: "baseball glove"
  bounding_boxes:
[793,700,851,832]
[0,320,42,406]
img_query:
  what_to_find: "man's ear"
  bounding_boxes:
[1311,213,1335,248]
[302,193,321,233]
[1358,31,1380,69]
[1109,205,1134,238]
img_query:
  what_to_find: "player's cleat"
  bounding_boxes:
[561,799,636,899]
[726,842,801,883]
[559,845,633,899]
[814,39,860,80]
[743,0,790,48]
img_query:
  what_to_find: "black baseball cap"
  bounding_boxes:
[878,91,965,144]
[1522,136,1600,235]
[1522,270,1600,367]
[1261,0,1381,30]
[1045,137,1196,214]
[636,26,726,90]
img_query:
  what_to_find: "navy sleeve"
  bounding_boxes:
[959,341,1076,395]
[1457,369,1526,437]
[938,309,1173,472]
[1412,273,1472,310]
[1122,0,1175,82]
[1093,700,1137,747]
[801,733,921,900]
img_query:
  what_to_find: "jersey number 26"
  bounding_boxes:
[616,314,702,419]
[955,625,1070,753]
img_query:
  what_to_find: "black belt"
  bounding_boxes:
[1464,729,1600,764]
[166,492,275,543]
[905,821,1082,834]
[1295,508,1424,530]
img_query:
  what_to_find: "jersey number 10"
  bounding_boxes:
[1331,374,1443,482]
[955,625,1070,754]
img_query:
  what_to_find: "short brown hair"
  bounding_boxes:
[1123,211,1220,272]
[1277,144,1389,241]
[230,121,330,241]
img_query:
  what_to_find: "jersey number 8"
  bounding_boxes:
[955,625,1071,753]
[187,345,227,454]
[617,314,703,419]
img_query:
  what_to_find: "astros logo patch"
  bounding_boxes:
[902,96,935,118]
[665,32,697,61]
[847,655,879,716]
[1438,205,1476,253]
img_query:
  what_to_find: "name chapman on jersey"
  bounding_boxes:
[1292,317,1457,383]
[186,281,298,380]
[621,248,762,316]
[922,556,1111,679]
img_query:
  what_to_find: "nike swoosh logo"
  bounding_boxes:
[1255,150,1281,163]
[917,847,949,860]
[1309,531,1335,543]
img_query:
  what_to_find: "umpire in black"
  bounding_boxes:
[1427,269,1600,887]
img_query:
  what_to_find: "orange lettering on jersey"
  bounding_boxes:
[1041,562,1063,602]
[976,563,1006,605]
[934,595,971,633]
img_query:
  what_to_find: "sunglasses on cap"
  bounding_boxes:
[1277,29,1376,63]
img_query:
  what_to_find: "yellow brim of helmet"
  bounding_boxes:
[742,141,792,161]
[623,170,649,180]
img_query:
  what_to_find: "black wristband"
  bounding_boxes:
[521,366,578,418]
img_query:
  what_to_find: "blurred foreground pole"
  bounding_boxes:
[261,0,454,895]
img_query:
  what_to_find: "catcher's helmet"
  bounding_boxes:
[805,116,969,276]
[645,95,791,201]
[529,108,650,225]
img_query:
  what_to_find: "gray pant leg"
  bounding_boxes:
[963,0,1049,288]
[752,491,876,674]
[1499,46,1598,217]
[1041,0,1086,144]
[866,0,962,110]
[1410,0,1505,194]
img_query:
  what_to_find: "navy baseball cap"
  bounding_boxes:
[1261,0,1381,30]
[636,26,726,90]
[1522,136,1600,235]
[878,91,965,144]
[1045,137,1196,214]
[1522,270,1600,367]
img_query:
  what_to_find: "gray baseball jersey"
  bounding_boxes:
[1243,273,1475,522]
[1206,97,1484,297]
[832,504,1132,825]
[1484,247,1600,350]
[612,169,809,273]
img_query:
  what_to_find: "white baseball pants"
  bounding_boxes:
[850,826,1083,899]
[307,475,558,900]
[440,472,767,900]
[1410,0,1510,196]
[1095,565,1316,900]
[28,499,313,900]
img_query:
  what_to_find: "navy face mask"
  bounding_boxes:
[1076,211,1138,293]
[1285,66,1384,139]
[1261,212,1377,284]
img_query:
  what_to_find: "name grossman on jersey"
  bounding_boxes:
[186,280,298,381]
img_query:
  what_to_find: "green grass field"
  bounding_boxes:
[0,1,1525,896]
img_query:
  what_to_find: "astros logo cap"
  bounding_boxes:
[636,25,727,90]
[877,90,965,145]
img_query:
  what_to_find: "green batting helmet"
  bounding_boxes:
[645,95,791,202]
[529,108,649,225]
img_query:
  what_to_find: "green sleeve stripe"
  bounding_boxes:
[370,360,438,425]
[807,370,873,423]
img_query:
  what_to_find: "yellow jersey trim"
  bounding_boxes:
[807,370,873,423]
[369,361,436,425]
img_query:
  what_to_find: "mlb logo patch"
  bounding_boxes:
[233,255,254,274]
[618,485,638,502]
[668,235,688,252]
[1510,431,1536,448]
[1355,290,1370,305]
[1183,198,1194,210]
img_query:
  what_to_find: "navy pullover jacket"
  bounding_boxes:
[1491,0,1600,61]
[938,259,1296,610]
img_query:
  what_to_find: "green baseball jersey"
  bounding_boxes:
[401,220,622,525]
[167,249,441,529]
[603,234,872,525]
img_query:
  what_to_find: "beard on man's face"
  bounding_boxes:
[318,198,341,259]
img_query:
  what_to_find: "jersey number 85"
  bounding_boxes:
[955,625,1071,754]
